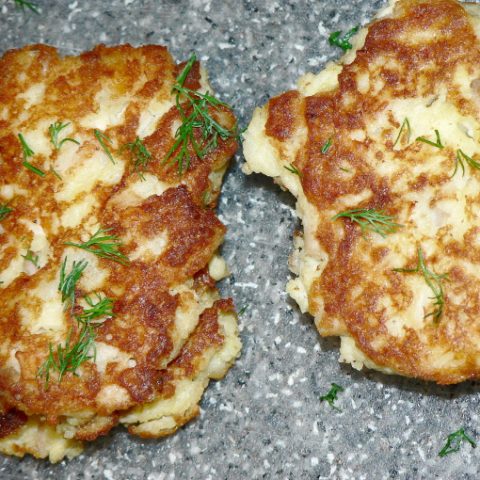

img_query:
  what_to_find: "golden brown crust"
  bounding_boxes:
[0,409,28,440]
[260,0,480,384]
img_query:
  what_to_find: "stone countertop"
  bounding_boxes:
[1,0,480,479]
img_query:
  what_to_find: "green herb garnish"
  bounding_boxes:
[328,26,359,51]
[284,164,301,176]
[416,129,443,149]
[393,247,448,322]
[0,204,12,222]
[451,149,480,178]
[75,293,115,325]
[332,208,402,238]
[49,121,80,150]
[58,257,88,310]
[123,137,152,180]
[13,0,39,14]
[49,166,63,180]
[163,53,239,174]
[64,228,129,265]
[393,118,411,148]
[321,138,333,154]
[320,383,344,410]
[439,428,476,457]
[238,306,247,316]
[18,133,46,177]
[94,129,115,164]
[38,324,96,386]
[22,249,39,268]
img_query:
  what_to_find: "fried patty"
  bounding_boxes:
[244,0,480,384]
[0,44,241,462]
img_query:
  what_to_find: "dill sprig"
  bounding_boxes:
[94,129,115,164]
[320,383,344,411]
[64,228,129,265]
[163,53,239,174]
[451,149,480,178]
[332,208,402,238]
[76,293,115,325]
[13,0,39,14]
[123,137,152,179]
[284,163,301,176]
[0,204,12,222]
[328,26,359,51]
[38,292,114,386]
[18,133,46,177]
[58,257,88,310]
[49,121,80,150]
[321,138,333,154]
[22,249,39,268]
[49,166,63,180]
[393,118,411,148]
[416,129,443,149]
[393,247,448,322]
[439,428,476,457]
[38,324,96,386]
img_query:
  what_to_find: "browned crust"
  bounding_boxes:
[0,409,28,439]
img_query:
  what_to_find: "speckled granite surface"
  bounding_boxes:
[1,0,480,478]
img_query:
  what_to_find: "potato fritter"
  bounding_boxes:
[244,0,480,384]
[0,44,241,462]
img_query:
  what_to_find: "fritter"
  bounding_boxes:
[244,0,480,384]
[0,44,241,462]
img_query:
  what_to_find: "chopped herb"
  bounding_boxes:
[49,166,63,180]
[416,129,444,149]
[320,383,344,410]
[339,167,351,173]
[76,293,115,325]
[39,292,114,386]
[238,306,247,316]
[393,247,448,322]
[332,208,402,238]
[393,118,411,148]
[58,257,88,310]
[18,133,46,177]
[163,53,239,174]
[13,0,39,14]
[284,163,301,176]
[64,228,129,265]
[328,26,359,51]
[38,324,96,386]
[321,138,333,154]
[18,133,34,159]
[22,161,46,177]
[21,249,39,268]
[49,121,80,150]
[94,129,115,164]
[202,189,212,207]
[0,204,12,222]
[439,428,476,457]
[452,149,480,178]
[123,137,152,179]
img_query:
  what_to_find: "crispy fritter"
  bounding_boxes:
[244,0,480,384]
[0,44,241,462]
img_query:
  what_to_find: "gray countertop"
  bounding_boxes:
[1,0,480,479]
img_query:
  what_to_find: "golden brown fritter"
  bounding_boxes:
[244,0,480,384]
[0,44,241,462]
